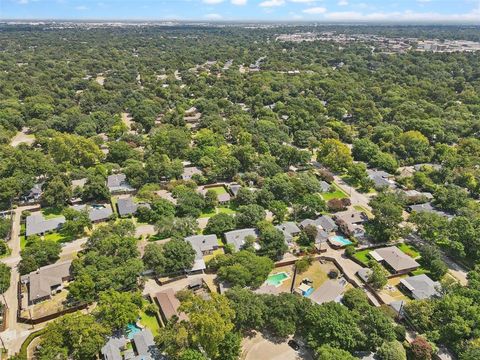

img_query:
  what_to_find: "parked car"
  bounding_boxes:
[288,340,300,351]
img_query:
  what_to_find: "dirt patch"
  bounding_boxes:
[241,332,312,360]
[10,128,35,147]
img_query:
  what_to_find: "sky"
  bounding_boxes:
[1,0,479,23]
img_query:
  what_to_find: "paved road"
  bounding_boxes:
[0,205,38,356]
[333,175,373,211]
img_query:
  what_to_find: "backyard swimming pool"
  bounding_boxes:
[126,323,142,339]
[266,272,289,287]
[329,235,353,247]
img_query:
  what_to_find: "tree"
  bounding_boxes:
[361,307,396,350]
[368,262,388,290]
[341,288,370,311]
[209,251,274,288]
[235,204,265,228]
[205,213,235,237]
[19,238,62,275]
[62,208,91,237]
[163,238,196,273]
[397,130,431,164]
[433,185,470,214]
[366,192,405,242]
[317,139,353,173]
[269,200,288,224]
[180,293,235,359]
[0,217,10,239]
[81,175,110,202]
[95,290,142,330]
[303,302,363,352]
[143,243,166,275]
[216,331,241,360]
[204,189,218,210]
[179,350,207,360]
[257,222,287,260]
[225,287,267,331]
[296,194,326,219]
[36,313,110,360]
[316,345,356,360]
[377,340,407,360]
[0,263,11,294]
[41,175,72,208]
[409,336,433,360]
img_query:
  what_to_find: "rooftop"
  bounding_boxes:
[370,246,420,273]
[107,173,134,193]
[155,288,187,322]
[224,228,258,251]
[25,212,66,237]
[400,274,440,300]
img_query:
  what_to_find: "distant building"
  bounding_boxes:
[370,246,420,275]
[107,174,135,194]
[407,202,451,218]
[21,260,72,304]
[25,212,65,237]
[181,166,203,181]
[224,228,259,251]
[334,210,368,225]
[228,183,242,197]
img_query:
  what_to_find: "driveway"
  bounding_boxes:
[241,332,313,360]
[333,175,372,211]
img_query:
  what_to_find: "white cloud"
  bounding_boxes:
[231,0,247,4]
[338,0,349,6]
[303,6,327,14]
[289,0,315,3]
[17,0,29,4]
[75,5,88,11]
[324,9,480,22]
[202,0,224,4]
[259,0,285,7]
[204,13,223,19]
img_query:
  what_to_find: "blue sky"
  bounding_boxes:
[1,0,479,23]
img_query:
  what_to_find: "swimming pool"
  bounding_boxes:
[329,235,353,247]
[266,272,289,287]
[126,323,142,339]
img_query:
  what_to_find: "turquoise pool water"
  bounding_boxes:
[266,272,289,287]
[330,235,353,246]
[126,323,142,339]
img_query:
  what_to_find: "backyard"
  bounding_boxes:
[138,305,161,336]
[199,206,236,219]
[321,183,349,201]
[294,261,340,291]
[255,265,295,295]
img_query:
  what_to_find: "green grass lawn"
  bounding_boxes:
[321,183,349,201]
[139,309,161,336]
[218,207,236,215]
[43,230,75,243]
[20,235,27,250]
[353,205,373,219]
[41,207,64,219]
[199,209,217,218]
[397,243,420,259]
[199,206,236,218]
[352,249,372,266]
[111,197,118,215]
[207,186,228,195]
[411,268,430,276]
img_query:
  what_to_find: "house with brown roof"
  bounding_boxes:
[370,246,420,275]
[154,288,188,324]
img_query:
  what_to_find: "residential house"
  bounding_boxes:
[181,166,203,181]
[101,329,161,360]
[334,210,368,238]
[319,181,331,193]
[228,183,242,197]
[316,215,338,233]
[154,190,177,205]
[21,260,72,304]
[155,288,188,324]
[407,202,450,218]
[370,246,420,275]
[399,274,440,300]
[21,183,43,204]
[403,190,434,203]
[309,279,346,305]
[117,197,150,217]
[183,107,202,124]
[367,169,397,189]
[198,185,231,205]
[71,204,113,223]
[71,178,87,190]
[275,222,301,244]
[224,228,259,251]
[25,212,66,237]
[107,174,135,194]
[356,268,373,283]
[185,234,219,272]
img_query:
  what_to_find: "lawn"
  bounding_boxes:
[352,249,372,266]
[41,207,64,219]
[138,309,161,336]
[203,248,224,263]
[321,183,349,201]
[207,186,228,195]
[397,243,420,259]
[353,205,373,219]
[20,235,27,250]
[199,206,236,218]
[43,230,75,243]
[295,261,339,291]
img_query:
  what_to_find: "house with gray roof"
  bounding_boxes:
[357,268,373,283]
[185,234,219,271]
[101,329,161,360]
[399,274,440,300]
[370,246,420,275]
[316,215,338,233]
[21,260,72,304]
[228,183,242,197]
[107,173,135,194]
[71,178,87,189]
[367,169,397,189]
[71,204,113,223]
[334,210,368,225]
[21,183,43,204]
[319,181,331,193]
[275,222,301,244]
[403,190,434,202]
[25,212,66,237]
[116,197,150,217]
[224,228,258,251]
[181,166,202,181]
[407,202,450,218]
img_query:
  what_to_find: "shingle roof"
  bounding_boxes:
[132,329,158,358]
[275,222,301,235]
[107,173,134,193]
[310,280,345,304]
[185,234,218,260]
[315,215,337,233]
[22,260,71,302]
[117,197,150,217]
[334,210,368,225]
[370,246,420,272]
[400,274,440,300]
[229,184,241,196]
[319,181,331,192]
[155,288,187,321]
[101,335,127,360]
[25,213,66,237]
[182,167,202,180]
[71,204,113,222]
[224,228,258,251]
